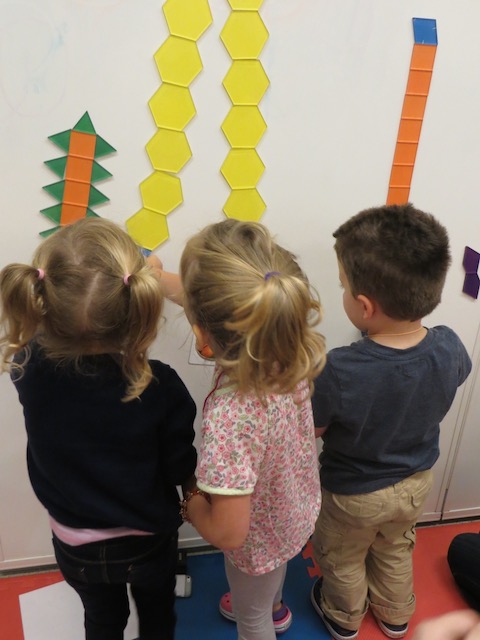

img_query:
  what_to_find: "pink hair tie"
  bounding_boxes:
[37,268,45,280]
[123,274,131,286]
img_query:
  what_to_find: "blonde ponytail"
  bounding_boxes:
[0,264,45,370]
[181,219,326,397]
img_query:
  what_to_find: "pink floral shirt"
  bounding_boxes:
[196,369,321,575]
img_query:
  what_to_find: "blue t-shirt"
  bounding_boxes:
[312,326,471,495]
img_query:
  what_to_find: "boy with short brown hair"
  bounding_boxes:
[311,204,472,640]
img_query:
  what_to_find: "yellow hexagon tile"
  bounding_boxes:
[221,149,265,189]
[149,84,196,131]
[222,105,267,148]
[220,11,269,60]
[227,0,264,8]
[223,60,270,105]
[223,188,266,221]
[154,36,203,87]
[140,171,183,215]
[126,208,170,251]
[163,0,213,41]
[146,129,192,173]
[130,1,212,249]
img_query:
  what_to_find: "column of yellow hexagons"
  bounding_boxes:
[220,0,269,221]
[127,0,212,250]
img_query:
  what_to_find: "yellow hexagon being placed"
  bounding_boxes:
[220,12,269,60]
[149,84,196,131]
[154,36,203,87]
[227,0,264,8]
[222,106,267,148]
[126,208,170,250]
[146,129,192,173]
[221,149,265,189]
[223,188,266,221]
[140,171,183,215]
[163,0,213,41]
[223,60,270,105]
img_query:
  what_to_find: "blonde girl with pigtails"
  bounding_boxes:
[177,219,326,640]
[0,217,197,640]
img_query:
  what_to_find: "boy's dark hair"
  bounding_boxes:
[333,203,451,320]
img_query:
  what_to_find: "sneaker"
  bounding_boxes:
[376,619,409,638]
[310,578,359,640]
[219,591,293,634]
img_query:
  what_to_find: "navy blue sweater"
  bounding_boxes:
[13,344,197,533]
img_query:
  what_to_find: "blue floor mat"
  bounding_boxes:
[175,547,330,639]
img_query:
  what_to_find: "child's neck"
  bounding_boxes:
[367,320,427,349]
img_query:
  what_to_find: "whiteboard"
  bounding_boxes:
[1,0,479,568]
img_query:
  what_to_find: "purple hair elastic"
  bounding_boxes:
[123,274,131,286]
[264,271,280,281]
[37,268,45,280]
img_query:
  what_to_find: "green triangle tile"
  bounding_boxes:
[74,112,96,134]
[86,209,100,218]
[40,204,62,224]
[88,185,109,207]
[40,226,61,238]
[48,130,71,153]
[94,135,116,158]
[44,157,67,179]
[43,181,65,202]
[91,161,112,183]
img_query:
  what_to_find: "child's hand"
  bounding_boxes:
[146,255,183,306]
[315,426,328,438]
[146,254,163,280]
[412,610,480,640]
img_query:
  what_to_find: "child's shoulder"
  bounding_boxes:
[149,358,182,383]
[426,325,470,356]
[428,324,460,341]
[148,359,194,397]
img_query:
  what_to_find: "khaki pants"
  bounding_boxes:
[312,469,433,631]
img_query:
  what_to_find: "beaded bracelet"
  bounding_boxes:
[180,488,211,523]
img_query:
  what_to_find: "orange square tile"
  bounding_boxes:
[393,142,418,165]
[65,156,93,182]
[60,203,87,225]
[389,164,414,186]
[398,118,423,142]
[406,69,432,95]
[402,94,427,119]
[387,186,410,205]
[69,131,96,158]
[411,44,437,70]
[63,179,91,205]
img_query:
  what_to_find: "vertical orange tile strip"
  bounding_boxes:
[387,18,437,205]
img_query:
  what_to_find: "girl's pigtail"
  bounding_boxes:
[0,264,45,369]
[121,266,164,401]
[228,273,325,396]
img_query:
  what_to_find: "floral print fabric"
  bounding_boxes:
[196,370,321,575]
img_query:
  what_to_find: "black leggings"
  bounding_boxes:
[447,532,480,612]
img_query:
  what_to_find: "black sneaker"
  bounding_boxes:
[310,578,359,640]
[377,619,409,638]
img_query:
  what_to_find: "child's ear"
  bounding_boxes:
[192,324,208,346]
[192,324,215,359]
[356,294,375,320]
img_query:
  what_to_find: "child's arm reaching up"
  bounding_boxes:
[182,491,251,551]
[146,254,183,306]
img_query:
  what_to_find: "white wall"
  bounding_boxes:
[0,0,479,569]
